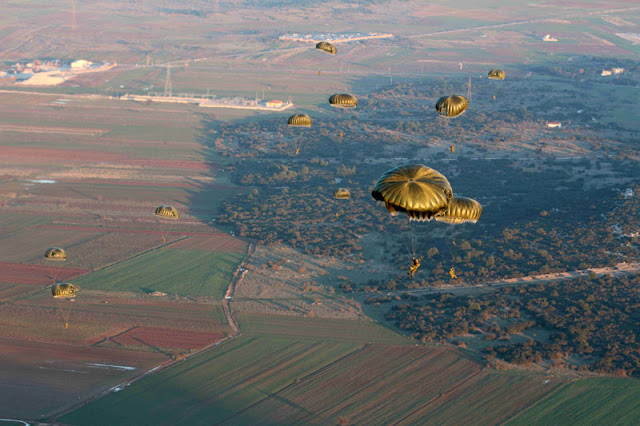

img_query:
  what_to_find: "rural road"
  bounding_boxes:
[392,262,640,297]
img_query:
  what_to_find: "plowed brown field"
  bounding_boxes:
[0,262,89,284]
[110,326,224,350]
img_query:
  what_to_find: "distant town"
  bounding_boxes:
[0,59,115,86]
[280,32,393,43]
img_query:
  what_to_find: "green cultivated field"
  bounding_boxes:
[508,378,640,425]
[59,336,361,425]
[75,248,243,298]
[60,321,564,425]
[237,313,409,345]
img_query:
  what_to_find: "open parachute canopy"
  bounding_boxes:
[333,188,351,199]
[288,114,312,127]
[329,94,358,108]
[435,196,483,224]
[372,164,453,221]
[52,283,77,299]
[488,69,506,80]
[45,247,67,261]
[155,205,179,219]
[316,41,337,55]
[435,95,468,118]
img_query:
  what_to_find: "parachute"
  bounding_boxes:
[52,283,77,298]
[329,94,357,108]
[435,196,483,224]
[333,188,351,199]
[316,41,337,55]
[45,247,67,261]
[435,95,468,118]
[488,69,506,80]
[372,165,452,221]
[52,283,78,329]
[155,205,179,219]
[287,114,312,127]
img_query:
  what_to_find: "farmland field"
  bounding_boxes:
[74,248,244,297]
[508,378,640,425]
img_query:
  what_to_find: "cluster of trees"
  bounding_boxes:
[386,273,640,376]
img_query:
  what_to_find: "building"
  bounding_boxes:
[547,122,562,128]
[612,68,625,74]
[70,59,92,69]
[601,69,612,76]
[265,100,283,108]
[624,188,634,199]
[542,34,558,42]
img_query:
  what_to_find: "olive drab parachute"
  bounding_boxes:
[333,188,351,199]
[435,196,483,224]
[52,283,77,298]
[287,114,312,127]
[488,69,506,80]
[372,165,453,221]
[435,95,468,118]
[316,41,337,55]
[155,205,179,219]
[329,94,358,108]
[45,247,67,261]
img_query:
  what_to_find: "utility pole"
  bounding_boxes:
[467,76,471,101]
[71,0,77,30]
[164,67,172,97]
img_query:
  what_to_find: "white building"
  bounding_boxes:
[601,69,612,76]
[612,68,625,74]
[71,59,92,69]
[547,122,562,128]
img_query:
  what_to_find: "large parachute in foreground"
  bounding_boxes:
[52,283,77,298]
[372,164,452,221]
[288,114,312,127]
[155,205,179,219]
[329,94,358,108]
[488,69,506,80]
[316,41,337,55]
[435,95,468,118]
[45,247,67,261]
[435,196,483,224]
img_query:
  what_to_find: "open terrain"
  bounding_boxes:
[1,0,639,424]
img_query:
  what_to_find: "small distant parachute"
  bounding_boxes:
[52,283,77,298]
[155,205,179,220]
[436,196,483,224]
[288,114,312,127]
[435,95,468,118]
[45,247,67,261]
[333,188,351,199]
[372,164,452,221]
[488,69,506,80]
[316,41,337,55]
[329,94,357,108]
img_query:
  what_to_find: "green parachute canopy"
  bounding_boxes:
[333,188,351,199]
[155,205,179,219]
[435,95,468,118]
[488,69,506,80]
[435,196,483,224]
[52,283,77,299]
[45,247,67,261]
[316,41,337,55]
[372,164,453,221]
[287,114,312,127]
[329,94,357,108]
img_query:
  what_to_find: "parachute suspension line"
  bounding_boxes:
[410,221,417,258]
